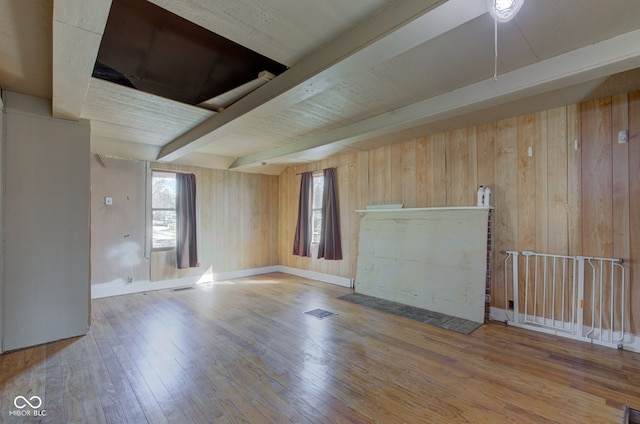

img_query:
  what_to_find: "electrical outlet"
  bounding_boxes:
[105,196,113,206]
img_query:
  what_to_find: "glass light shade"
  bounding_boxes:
[486,0,524,22]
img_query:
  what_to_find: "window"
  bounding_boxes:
[311,173,324,244]
[293,167,341,259]
[151,171,176,249]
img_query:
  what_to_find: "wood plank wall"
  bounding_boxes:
[151,164,279,281]
[278,91,640,335]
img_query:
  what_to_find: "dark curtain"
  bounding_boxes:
[318,168,342,260]
[293,172,313,256]
[176,173,198,269]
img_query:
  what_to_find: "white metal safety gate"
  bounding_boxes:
[501,250,626,349]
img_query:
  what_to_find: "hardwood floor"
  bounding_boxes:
[1,272,640,423]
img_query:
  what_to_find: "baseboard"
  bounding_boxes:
[489,306,511,323]
[490,307,640,353]
[276,266,353,288]
[91,266,280,299]
[90,265,352,298]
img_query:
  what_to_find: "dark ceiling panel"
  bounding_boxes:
[94,0,288,105]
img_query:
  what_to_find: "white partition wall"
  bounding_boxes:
[2,92,90,351]
[355,207,491,323]
[0,92,4,354]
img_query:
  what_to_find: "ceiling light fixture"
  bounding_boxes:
[487,0,525,81]
[487,0,524,23]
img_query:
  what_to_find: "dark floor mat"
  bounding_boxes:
[338,292,482,334]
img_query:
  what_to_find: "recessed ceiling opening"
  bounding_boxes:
[93,0,288,106]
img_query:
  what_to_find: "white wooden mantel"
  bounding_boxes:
[354,206,492,324]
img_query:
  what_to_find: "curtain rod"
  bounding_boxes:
[296,166,337,175]
[151,168,194,175]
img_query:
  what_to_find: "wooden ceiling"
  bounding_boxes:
[2,0,640,175]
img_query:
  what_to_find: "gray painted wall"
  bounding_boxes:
[2,92,90,351]
[90,155,149,286]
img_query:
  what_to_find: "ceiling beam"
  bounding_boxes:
[198,71,274,112]
[157,0,488,162]
[52,0,112,120]
[230,28,640,169]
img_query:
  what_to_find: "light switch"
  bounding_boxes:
[618,130,629,144]
[105,196,113,206]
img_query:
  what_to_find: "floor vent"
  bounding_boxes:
[171,287,195,292]
[304,309,336,320]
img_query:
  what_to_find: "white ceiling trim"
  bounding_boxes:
[91,135,161,162]
[230,28,640,169]
[157,0,487,162]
